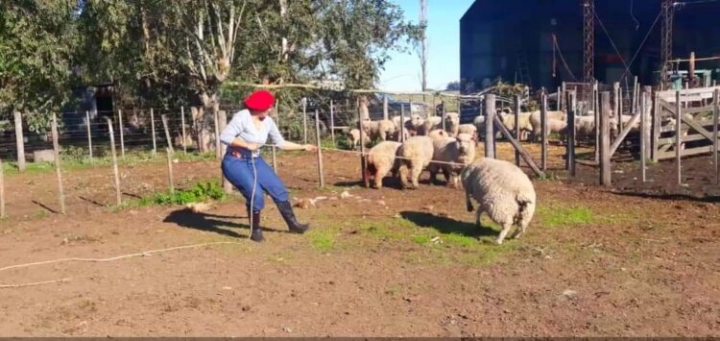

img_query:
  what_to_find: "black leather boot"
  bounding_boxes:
[276,201,310,234]
[249,209,264,242]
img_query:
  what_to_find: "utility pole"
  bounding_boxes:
[660,0,675,90]
[582,0,595,104]
[582,0,594,84]
[419,0,428,92]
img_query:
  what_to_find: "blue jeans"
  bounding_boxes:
[221,154,289,212]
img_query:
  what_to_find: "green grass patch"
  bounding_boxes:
[139,181,227,206]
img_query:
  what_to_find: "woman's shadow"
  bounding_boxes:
[163,208,294,238]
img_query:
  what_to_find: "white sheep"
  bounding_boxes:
[416,116,442,135]
[499,112,533,141]
[364,141,403,189]
[346,128,366,150]
[458,123,478,142]
[444,112,460,137]
[461,157,537,245]
[394,135,435,189]
[360,119,395,142]
[529,110,566,142]
[427,133,477,189]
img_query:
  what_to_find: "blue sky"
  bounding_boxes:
[377,0,474,92]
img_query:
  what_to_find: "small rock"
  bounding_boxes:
[294,199,311,209]
[562,289,577,298]
[340,191,353,199]
[377,200,386,206]
[283,327,292,333]
[186,202,213,213]
[222,286,232,290]
[422,205,434,211]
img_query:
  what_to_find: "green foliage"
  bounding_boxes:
[142,181,226,206]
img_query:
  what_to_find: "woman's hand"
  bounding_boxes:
[245,143,261,151]
[303,144,318,152]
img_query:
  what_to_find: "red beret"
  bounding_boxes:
[244,90,275,111]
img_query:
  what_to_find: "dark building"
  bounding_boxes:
[459,0,720,94]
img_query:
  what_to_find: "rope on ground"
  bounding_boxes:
[0,241,245,274]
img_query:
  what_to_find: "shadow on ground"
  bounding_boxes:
[164,208,294,238]
[608,190,720,203]
[399,211,497,237]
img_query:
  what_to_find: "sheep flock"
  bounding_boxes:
[339,103,644,244]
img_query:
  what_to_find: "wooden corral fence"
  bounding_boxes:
[652,86,720,161]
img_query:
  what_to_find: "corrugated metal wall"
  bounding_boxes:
[460,0,720,93]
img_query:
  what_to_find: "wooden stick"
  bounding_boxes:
[540,93,548,171]
[330,100,336,146]
[217,110,231,193]
[358,100,368,187]
[492,115,545,178]
[51,113,66,215]
[383,95,388,120]
[0,157,5,218]
[118,109,125,158]
[150,108,157,154]
[303,98,308,144]
[105,118,122,206]
[161,114,174,154]
[484,94,496,158]
[675,90,682,185]
[181,106,187,155]
[714,89,719,185]
[13,111,25,172]
[600,91,612,186]
[632,76,639,114]
[566,91,576,176]
[86,111,93,163]
[213,109,221,160]
[594,81,600,163]
[315,109,325,188]
[640,90,647,183]
[400,103,406,143]
[614,82,621,136]
[166,148,174,194]
[514,94,521,166]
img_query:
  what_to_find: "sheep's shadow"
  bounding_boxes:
[399,211,497,238]
[608,190,720,203]
[334,177,405,190]
[163,208,290,238]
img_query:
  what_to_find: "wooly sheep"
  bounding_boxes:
[461,157,537,245]
[427,133,477,189]
[360,119,395,142]
[458,123,478,141]
[394,135,435,189]
[499,112,533,140]
[427,128,450,141]
[444,112,461,137]
[346,128,366,150]
[417,116,443,135]
[529,110,566,142]
[364,141,403,189]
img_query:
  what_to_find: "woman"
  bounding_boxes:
[219,89,317,243]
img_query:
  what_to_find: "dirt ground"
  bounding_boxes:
[0,142,719,337]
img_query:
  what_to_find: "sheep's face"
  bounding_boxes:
[455,133,474,154]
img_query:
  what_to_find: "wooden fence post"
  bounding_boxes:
[599,91,612,186]
[315,109,325,188]
[484,94,496,158]
[303,98,308,144]
[593,81,600,162]
[383,95,388,120]
[514,94,521,166]
[86,111,93,163]
[161,114,174,154]
[330,100,336,146]
[181,106,187,155]
[675,90,682,185]
[714,88,719,185]
[166,147,174,194]
[400,103,406,143]
[640,89,648,183]
[150,108,157,154]
[566,91,576,176]
[51,113,66,215]
[358,100,368,187]
[118,109,125,159]
[14,111,25,172]
[105,118,122,206]
[0,157,5,218]
[540,93,548,171]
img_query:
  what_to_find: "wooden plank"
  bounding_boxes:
[514,95,521,166]
[491,115,545,178]
[651,92,660,162]
[714,89,719,185]
[680,115,715,142]
[599,91,612,186]
[484,94,496,158]
[658,144,716,159]
[566,91,576,176]
[609,110,642,157]
[675,91,682,185]
[657,86,720,101]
